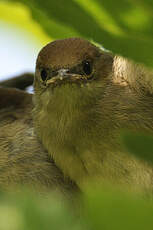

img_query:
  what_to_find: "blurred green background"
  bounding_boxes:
[0,0,153,229]
[1,0,153,81]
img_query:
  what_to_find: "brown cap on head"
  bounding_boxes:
[36,38,101,69]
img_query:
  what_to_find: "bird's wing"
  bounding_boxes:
[0,87,32,110]
[0,73,34,90]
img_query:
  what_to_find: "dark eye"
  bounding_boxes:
[40,68,48,81]
[82,61,92,75]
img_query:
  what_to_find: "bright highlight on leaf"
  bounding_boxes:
[0,1,51,46]
[75,0,124,36]
[121,7,151,31]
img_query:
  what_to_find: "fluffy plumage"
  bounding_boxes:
[0,88,78,197]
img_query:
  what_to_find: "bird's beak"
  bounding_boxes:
[46,69,68,85]
[46,69,88,86]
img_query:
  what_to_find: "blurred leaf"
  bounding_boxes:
[0,190,85,230]
[29,5,81,39]
[0,1,51,46]
[83,186,153,230]
[3,0,153,67]
[121,131,153,164]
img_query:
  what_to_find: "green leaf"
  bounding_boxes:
[121,131,153,164]
[0,190,85,230]
[4,0,153,67]
[83,186,153,230]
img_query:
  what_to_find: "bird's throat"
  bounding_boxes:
[34,84,105,186]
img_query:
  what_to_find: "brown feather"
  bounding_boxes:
[0,88,78,198]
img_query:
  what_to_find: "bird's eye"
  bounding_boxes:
[82,61,92,75]
[40,68,48,81]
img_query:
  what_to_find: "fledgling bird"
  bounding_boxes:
[34,37,153,194]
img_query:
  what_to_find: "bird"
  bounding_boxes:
[0,87,79,198]
[1,37,153,197]
[0,73,34,90]
[33,37,153,195]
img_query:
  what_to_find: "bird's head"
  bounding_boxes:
[34,38,114,107]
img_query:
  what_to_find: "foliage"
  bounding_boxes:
[1,186,153,230]
[121,131,153,164]
[83,185,153,230]
[0,190,86,230]
[3,0,153,67]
